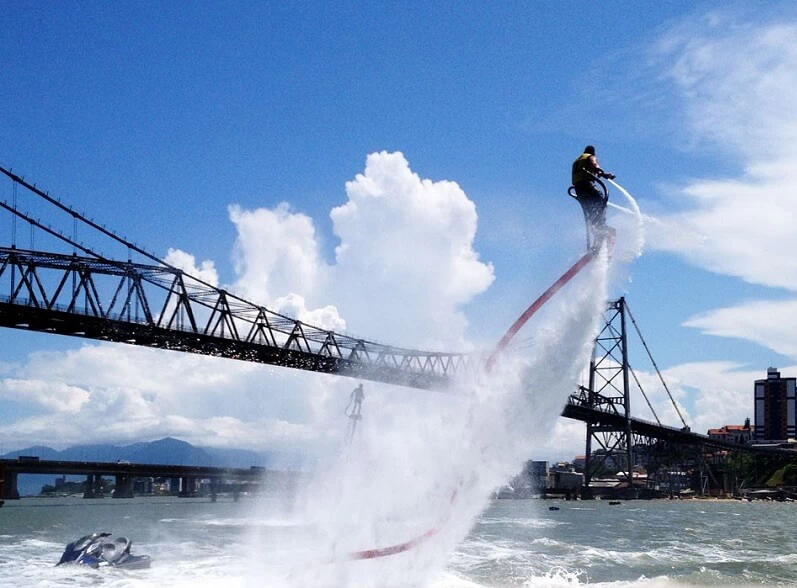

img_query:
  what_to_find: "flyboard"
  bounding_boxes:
[336,183,616,562]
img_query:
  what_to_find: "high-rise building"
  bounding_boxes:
[754,368,796,442]
[526,460,550,490]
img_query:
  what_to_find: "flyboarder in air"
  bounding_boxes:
[343,383,365,447]
[349,383,364,418]
[570,145,615,249]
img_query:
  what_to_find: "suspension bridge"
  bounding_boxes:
[0,165,791,502]
[0,166,476,390]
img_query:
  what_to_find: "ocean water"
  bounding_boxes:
[1,495,796,587]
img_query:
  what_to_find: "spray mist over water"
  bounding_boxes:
[607,180,710,259]
[243,190,646,587]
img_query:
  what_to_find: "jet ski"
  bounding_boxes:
[57,532,151,569]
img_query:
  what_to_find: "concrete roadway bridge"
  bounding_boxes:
[0,457,300,503]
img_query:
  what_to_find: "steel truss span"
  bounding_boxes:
[562,395,793,456]
[563,297,794,498]
[0,247,474,389]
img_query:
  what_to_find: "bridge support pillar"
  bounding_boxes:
[84,474,95,498]
[113,474,135,498]
[1,469,19,500]
[582,298,635,495]
[210,477,218,503]
[179,476,197,497]
[83,474,103,498]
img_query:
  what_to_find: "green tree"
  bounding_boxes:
[782,464,797,486]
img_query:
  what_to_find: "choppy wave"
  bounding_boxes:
[3,499,797,587]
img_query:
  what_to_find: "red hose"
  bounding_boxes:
[342,238,609,561]
[485,249,598,372]
[346,528,439,560]
[342,487,459,560]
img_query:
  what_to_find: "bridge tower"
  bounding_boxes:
[582,297,635,492]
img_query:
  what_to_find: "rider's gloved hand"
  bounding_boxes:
[604,173,616,180]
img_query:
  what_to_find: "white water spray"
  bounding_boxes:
[607,199,707,253]
[242,188,647,587]
[608,200,666,227]
[607,178,645,257]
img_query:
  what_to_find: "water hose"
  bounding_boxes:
[338,176,617,562]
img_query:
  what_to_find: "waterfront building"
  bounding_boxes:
[497,460,550,498]
[707,419,752,445]
[526,460,549,491]
[588,450,621,473]
[133,477,154,495]
[549,462,584,489]
[754,368,796,442]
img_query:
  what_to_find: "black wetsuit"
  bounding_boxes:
[573,180,607,231]
[571,153,609,242]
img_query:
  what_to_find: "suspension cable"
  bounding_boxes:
[0,200,109,260]
[625,301,688,428]
[628,363,661,424]
[0,166,161,265]
[12,181,17,247]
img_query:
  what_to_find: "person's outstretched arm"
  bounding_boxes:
[590,156,615,180]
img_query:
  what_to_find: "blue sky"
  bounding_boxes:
[2,2,796,459]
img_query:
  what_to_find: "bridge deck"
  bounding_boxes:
[0,246,475,390]
[0,457,304,502]
[562,402,796,456]
[0,458,277,478]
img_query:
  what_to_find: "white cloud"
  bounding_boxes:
[615,358,750,436]
[224,151,493,349]
[225,202,346,331]
[654,172,797,293]
[330,151,494,349]
[664,361,767,435]
[640,13,797,369]
[272,293,346,332]
[0,407,329,452]
[649,16,797,290]
[0,343,340,451]
[228,202,326,306]
[684,300,797,360]
[164,248,219,287]
[654,16,797,161]
[533,419,586,462]
[0,379,89,413]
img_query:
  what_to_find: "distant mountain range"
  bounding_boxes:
[1,437,307,496]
